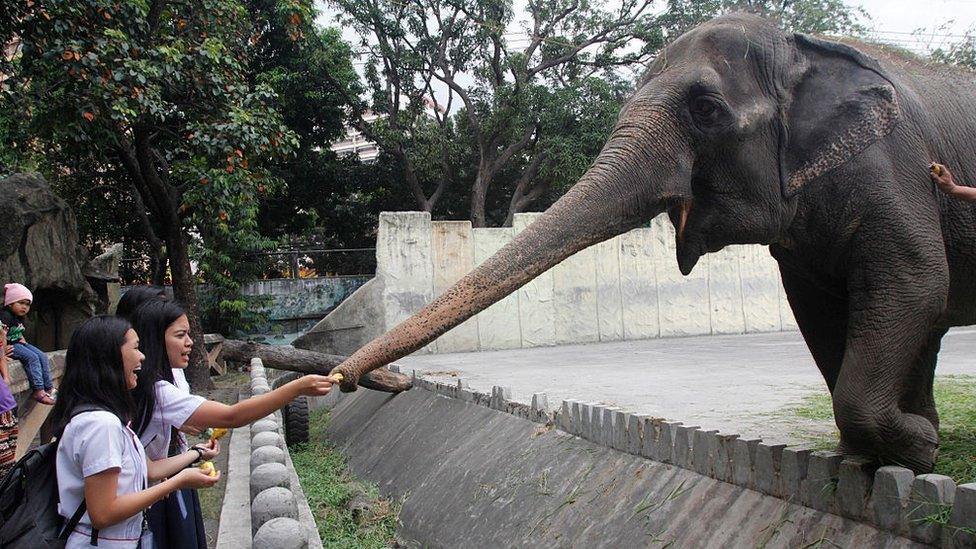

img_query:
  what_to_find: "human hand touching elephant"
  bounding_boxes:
[930,162,955,193]
[930,162,976,202]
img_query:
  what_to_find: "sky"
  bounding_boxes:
[857,0,976,53]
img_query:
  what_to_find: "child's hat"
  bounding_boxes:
[4,283,32,306]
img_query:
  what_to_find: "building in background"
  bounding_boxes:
[329,110,381,163]
[329,97,445,163]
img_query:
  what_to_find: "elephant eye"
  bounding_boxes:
[689,95,729,129]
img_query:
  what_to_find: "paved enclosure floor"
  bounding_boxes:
[400,328,976,445]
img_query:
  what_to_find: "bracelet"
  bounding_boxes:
[189,447,204,464]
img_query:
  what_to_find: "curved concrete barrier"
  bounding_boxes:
[322,367,974,547]
[216,358,322,549]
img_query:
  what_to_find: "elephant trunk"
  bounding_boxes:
[332,107,691,389]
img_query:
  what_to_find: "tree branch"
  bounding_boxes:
[491,124,536,173]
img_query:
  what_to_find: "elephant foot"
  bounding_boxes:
[837,412,939,474]
[878,414,940,474]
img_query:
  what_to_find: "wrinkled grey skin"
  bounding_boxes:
[332,14,976,473]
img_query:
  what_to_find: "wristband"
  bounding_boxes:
[189,446,204,464]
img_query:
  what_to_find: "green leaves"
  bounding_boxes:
[0,0,323,333]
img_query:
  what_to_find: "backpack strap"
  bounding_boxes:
[57,497,88,540]
[60,404,108,545]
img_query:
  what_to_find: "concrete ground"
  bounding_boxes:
[400,327,976,445]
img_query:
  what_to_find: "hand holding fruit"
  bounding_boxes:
[198,460,218,477]
[193,441,219,461]
[204,427,229,446]
[177,466,219,489]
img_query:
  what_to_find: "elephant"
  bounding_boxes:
[329,13,976,474]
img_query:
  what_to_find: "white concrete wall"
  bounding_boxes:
[472,228,522,350]
[431,221,480,353]
[513,214,556,347]
[375,212,437,353]
[373,212,797,353]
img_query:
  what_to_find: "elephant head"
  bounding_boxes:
[330,13,900,390]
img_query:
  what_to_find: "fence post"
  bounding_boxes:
[290,252,300,279]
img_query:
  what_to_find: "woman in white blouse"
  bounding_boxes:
[51,315,219,548]
[130,300,336,548]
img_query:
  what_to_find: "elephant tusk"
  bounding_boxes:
[677,199,693,242]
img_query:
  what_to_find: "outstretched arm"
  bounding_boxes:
[185,375,335,429]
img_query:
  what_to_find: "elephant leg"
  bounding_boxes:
[778,264,847,392]
[830,252,948,473]
[898,327,947,431]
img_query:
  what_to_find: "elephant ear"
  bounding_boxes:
[779,34,901,197]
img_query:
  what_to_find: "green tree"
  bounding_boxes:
[658,0,868,37]
[333,0,868,228]
[332,0,663,227]
[931,29,976,70]
[1,0,305,389]
[336,0,660,227]
[244,1,381,259]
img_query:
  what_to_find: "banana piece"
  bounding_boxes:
[198,461,217,478]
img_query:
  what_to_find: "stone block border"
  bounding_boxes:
[218,358,323,549]
[392,364,976,548]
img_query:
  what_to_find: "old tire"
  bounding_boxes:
[283,395,309,446]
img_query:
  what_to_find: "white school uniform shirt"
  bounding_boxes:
[138,380,205,460]
[171,368,190,393]
[57,411,148,548]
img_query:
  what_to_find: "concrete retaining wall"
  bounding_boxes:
[324,369,974,547]
[297,212,798,356]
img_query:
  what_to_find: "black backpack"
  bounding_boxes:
[0,406,106,548]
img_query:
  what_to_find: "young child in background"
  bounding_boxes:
[0,283,54,405]
[0,324,19,479]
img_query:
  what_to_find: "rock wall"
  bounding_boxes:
[297,211,797,356]
[0,173,98,350]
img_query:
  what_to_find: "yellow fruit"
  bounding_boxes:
[198,461,217,477]
[332,373,344,382]
[210,428,229,441]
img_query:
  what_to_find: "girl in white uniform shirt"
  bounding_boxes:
[130,300,337,548]
[51,316,219,548]
[114,287,192,410]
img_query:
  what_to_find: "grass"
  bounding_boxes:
[290,408,400,548]
[783,375,976,484]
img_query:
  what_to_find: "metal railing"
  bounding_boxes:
[120,247,377,283]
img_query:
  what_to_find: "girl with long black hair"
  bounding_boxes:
[51,316,219,548]
[130,300,335,548]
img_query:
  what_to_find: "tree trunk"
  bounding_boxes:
[505,154,548,227]
[470,170,490,228]
[168,228,213,391]
[150,251,168,286]
[221,339,412,393]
